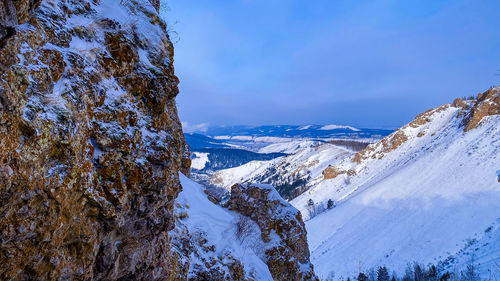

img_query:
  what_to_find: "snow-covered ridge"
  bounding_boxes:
[210,141,355,199]
[319,124,360,131]
[289,91,500,280]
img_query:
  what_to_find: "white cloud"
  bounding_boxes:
[182,122,209,133]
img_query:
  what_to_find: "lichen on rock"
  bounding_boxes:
[0,0,190,279]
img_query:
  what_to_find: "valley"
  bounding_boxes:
[186,126,390,201]
[1,0,498,280]
[185,90,500,280]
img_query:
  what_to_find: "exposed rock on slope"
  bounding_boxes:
[0,0,18,48]
[322,166,355,180]
[353,87,499,164]
[290,88,500,279]
[169,174,276,280]
[0,0,190,279]
[462,87,500,131]
[229,183,318,281]
[211,142,354,200]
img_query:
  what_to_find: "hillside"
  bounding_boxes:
[0,0,318,279]
[171,174,318,280]
[289,89,500,279]
[211,142,356,200]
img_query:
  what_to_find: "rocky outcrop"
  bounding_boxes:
[228,183,318,281]
[322,166,355,180]
[0,0,190,280]
[352,103,452,163]
[353,88,500,165]
[462,87,500,132]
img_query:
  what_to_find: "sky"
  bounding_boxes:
[160,0,500,129]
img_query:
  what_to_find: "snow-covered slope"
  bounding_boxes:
[171,174,274,280]
[211,159,279,190]
[258,140,321,154]
[191,152,210,170]
[289,91,500,280]
[171,174,319,280]
[211,142,355,199]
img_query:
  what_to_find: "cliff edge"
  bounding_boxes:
[0,0,190,279]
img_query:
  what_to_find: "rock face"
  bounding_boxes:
[229,183,318,281]
[322,166,355,180]
[0,0,190,280]
[462,87,500,132]
[352,87,500,165]
[0,0,18,48]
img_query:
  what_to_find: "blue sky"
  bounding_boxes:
[160,0,500,129]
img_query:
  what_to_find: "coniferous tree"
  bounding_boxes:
[439,272,450,281]
[327,199,335,209]
[414,264,424,281]
[426,265,438,281]
[358,272,368,281]
[377,266,390,281]
[307,199,315,217]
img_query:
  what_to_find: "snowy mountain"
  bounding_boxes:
[287,89,500,280]
[186,130,379,195]
[196,124,392,140]
[210,141,357,200]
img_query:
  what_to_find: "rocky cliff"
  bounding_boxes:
[0,1,320,280]
[229,183,318,281]
[0,0,190,279]
[291,87,500,278]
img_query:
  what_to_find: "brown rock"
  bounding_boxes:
[229,183,319,281]
[0,0,190,280]
[0,0,18,48]
[462,87,500,132]
[323,166,356,180]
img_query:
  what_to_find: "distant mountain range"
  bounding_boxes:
[189,124,393,140]
[184,124,391,198]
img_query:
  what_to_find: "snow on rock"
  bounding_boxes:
[0,0,191,279]
[171,175,319,280]
[191,152,210,170]
[228,182,319,281]
[211,142,354,200]
[170,174,274,280]
[291,91,500,280]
